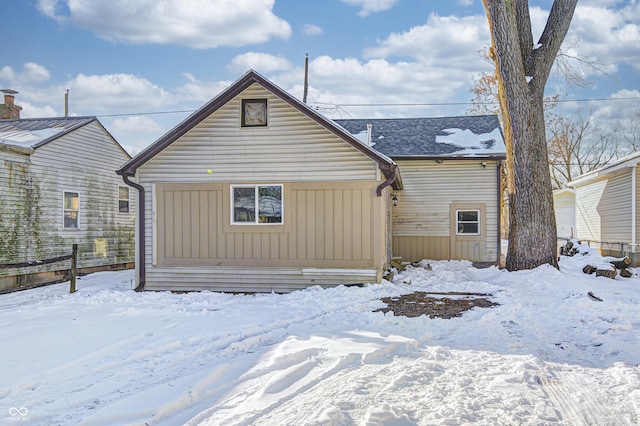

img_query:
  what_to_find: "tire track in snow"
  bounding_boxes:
[2,293,375,426]
[502,319,624,425]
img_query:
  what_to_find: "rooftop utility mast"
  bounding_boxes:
[303,53,309,103]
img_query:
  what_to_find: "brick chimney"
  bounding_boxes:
[0,89,22,119]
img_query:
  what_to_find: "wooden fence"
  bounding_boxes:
[0,244,78,293]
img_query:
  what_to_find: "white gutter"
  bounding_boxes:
[633,165,637,253]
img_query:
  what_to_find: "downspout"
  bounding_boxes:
[376,164,398,196]
[121,173,146,291]
[632,165,637,254]
[497,160,503,265]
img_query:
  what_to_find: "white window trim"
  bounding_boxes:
[230,184,283,225]
[118,185,130,214]
[63,190,80,230]
[456,209,480,236]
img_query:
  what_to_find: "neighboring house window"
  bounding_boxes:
[64,191,79,229]
[118,186,130,213]
[231,185,282,224]
[456,210,480,235]
[241,99,267,127]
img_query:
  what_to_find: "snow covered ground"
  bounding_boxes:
[1,248,639,425]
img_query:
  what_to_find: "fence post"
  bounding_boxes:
[70,244,78,293]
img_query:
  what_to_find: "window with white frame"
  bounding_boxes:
[63,191,79,229]
[118,186,130,213]
[456,210,480,235]
[231,184,282,224]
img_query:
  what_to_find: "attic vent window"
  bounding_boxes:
[241,98,267,127]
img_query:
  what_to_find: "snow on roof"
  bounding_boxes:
[435,127,505,155]
[335,115,506,158]
[0,127,64,148]
[0,117,94,150]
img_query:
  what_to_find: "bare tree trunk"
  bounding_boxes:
[483,0,577,271]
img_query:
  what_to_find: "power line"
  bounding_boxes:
[310,96,640,108]
[91,96,640,119]
[95,109,196,118]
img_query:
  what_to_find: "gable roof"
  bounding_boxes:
[334,115,506,159]
[568,150,640,187]
[117,70,398,179]
[0,116,130,159]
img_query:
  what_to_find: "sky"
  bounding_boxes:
[1,248,639,424]
[1,0,639,154]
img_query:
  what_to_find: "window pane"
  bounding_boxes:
[119,186,129,199]
[119,200,130,213]
[459,223,479,234]
[458,211,478,222]
[233,187,255,222]
[64,211,78,228]
[258,185,282,223]
[64,192,78,210]
[456,210,479,235]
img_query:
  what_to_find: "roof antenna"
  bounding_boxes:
[64,89,69,117]
[303,53,309,103]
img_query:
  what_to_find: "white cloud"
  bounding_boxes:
[566,3,640,72]
[174,73,234,103]
[23,62,51,83]
[106,115,167,155]
[0,66,16,81]
[363,13,491,72]
[303,24,324,36]
[276,55,474,119]
[61,73,173,113]
[0,63,51,84]
[17,101,58,119]
[457,0,474,6]
[227,52,292,74]
[340,0,399,17]
[37,0,291,49]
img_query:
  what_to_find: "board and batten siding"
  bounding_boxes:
[1,121,134,286]
[138,84,388,292]
[575,169,632,244]
[391,159,500,263]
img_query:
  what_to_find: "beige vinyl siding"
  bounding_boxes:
[145,181,384,292]
[138,84,388,291]
[575,170,632,244]
[139,84,378,183]
[1,121,134,282]
[391,159,499,263]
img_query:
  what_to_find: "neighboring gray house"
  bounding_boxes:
[118,70,506,293]
[0,96,135,290]
[567,152,639,265]
[336,116,506,265]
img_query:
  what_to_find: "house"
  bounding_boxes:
[117,70,505,292]
[567,152,639,265]
[553,187,576,239]
[0,92,135,291]
[335,116,505,266]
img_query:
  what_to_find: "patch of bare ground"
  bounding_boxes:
[376,292,499,319]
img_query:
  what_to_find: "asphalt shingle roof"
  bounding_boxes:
[334,115,505,158]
